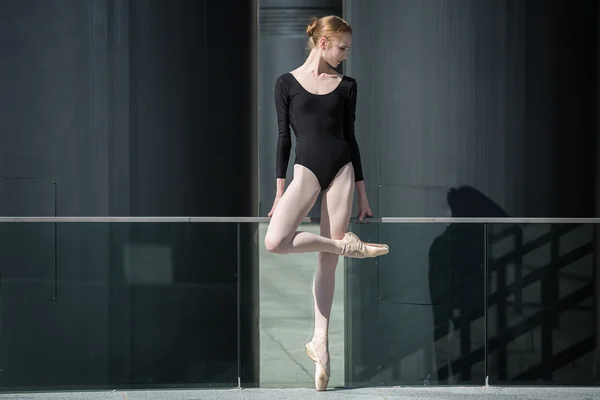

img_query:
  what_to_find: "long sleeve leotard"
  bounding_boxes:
[274,72,364,191]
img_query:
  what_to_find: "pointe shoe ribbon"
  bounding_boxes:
[305,341,330,391]
[337,232,389,258]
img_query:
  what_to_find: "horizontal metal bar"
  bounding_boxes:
[0,217,599,223]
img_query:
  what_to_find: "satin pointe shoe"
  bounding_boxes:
[305,341,330,391]
[336,232,389,258]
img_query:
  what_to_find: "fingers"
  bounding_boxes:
[268,198,279,217]
[356,208,373,222]
[358,211,365,221]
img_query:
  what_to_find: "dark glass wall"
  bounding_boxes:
[344,0,599,387]
[0,0,258,390]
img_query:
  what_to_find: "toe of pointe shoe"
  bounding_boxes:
[305,342,330,391]
[365,244,389,257]
[365,242,389,249]
[315,372,329,391]
[362,239,390,256]
[341,232,389,258]
[314,362,329,391]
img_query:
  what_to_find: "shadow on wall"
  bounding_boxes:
[352,185,512,385]
[428,185,510,383]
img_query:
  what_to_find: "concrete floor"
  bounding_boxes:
[0,387,599,400]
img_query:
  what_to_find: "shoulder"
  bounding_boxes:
[275,72,293,86]
[342,75,357,84]
[274,73,295,96]
[340,75,358,97]
[341,75,357,89]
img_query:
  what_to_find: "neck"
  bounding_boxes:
[302,48,331,76]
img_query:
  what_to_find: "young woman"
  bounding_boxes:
[264,15,389,391]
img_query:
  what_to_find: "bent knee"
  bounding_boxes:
[264,234,287,254]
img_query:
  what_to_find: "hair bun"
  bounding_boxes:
[306,16,318,37]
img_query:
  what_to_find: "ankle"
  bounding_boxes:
[312,332,328,343]
[331,238,346,255]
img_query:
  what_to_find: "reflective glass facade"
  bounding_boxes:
[1,0,599,393]
[0,220,597,390]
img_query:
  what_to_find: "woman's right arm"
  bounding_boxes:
[275,76,291,194]
[268,76,291,217]
[275,178,286,197]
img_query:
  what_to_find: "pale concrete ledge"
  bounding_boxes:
[1,387,600,400]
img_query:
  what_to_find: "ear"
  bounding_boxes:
[319,36,328,50]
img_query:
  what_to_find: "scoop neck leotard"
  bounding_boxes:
[274,72,364,191]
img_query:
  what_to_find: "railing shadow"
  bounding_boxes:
[353,185,595,385]
[435,187,594,383]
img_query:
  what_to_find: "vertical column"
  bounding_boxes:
[241,0,260,386]
[594,0,600,381]
[124,0,261,387]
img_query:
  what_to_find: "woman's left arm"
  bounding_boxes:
[343,79,373,221]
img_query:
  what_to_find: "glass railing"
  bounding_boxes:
[0,217,597,391]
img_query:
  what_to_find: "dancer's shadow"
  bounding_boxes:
[428,185,509,383]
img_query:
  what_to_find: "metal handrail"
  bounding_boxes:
[1,217,600,223]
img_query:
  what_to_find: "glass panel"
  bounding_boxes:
[0,221,242,390]
[346,222,486,386]
[3,219,598,390]
[0,178,56,302]
[486,223,596,385]
[258,221,346,388]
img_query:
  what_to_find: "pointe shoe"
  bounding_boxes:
[336,232,389,259]
[305,341,330,391]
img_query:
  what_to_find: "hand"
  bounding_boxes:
[268,194,282,217]
[357,192,374,222]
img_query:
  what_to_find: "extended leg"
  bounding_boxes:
[306,162,355,391]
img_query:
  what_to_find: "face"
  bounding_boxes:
[319,32,352,68]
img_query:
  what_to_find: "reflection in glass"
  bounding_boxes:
[346,221,486,386]
[0,222,240,390]
[486,223,596,384]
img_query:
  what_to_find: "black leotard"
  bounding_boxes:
[274,72,364,191]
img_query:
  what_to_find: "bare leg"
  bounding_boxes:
[306,162,354,391]
[264,164,337,254]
